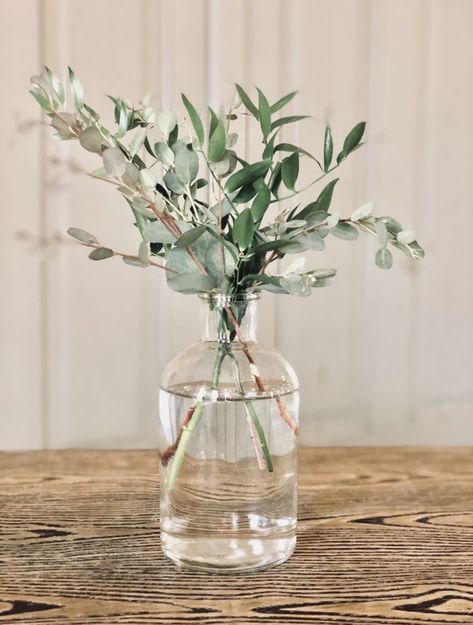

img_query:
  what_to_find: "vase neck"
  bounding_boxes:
[200,293,260,343]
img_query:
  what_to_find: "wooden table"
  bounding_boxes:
[1,448,472,624]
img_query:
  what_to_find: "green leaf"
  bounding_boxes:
[324,126,333,171]
[337,121,366,163]
[44,66,65,105]
[30,89,50,111]
[79,127,104,153]
[128,127,147,157]
[143,220,176,244]
[235,84,259,118]
[232,208,254,249]
[281,152,299,190]
[271,115,309,131]
[250,186,271,223]
[375,247,393,269]
[123,256,148,268]
[331,222,359,240]
[122,163,140,186]
[163,171,186,194]
[281,231,325,253]
[233,184,258,204]
[140,168,157,190]
[208,109,226,163]
[225,160,271,193]
[181,93,204,147]
[296,178,339,220]
[351,202,373,222]
[270,90,297,114]
[154,141,174,167]
[376,221,388,248]
[175,225,207,248]
[102,147,126,177]
[158,110,177,136]
[167,272,216,294]
[257,88,271,141]
[174,147,199,184]
[138,241,150,265]
[89,247,114,260]
[67,227,98,245]
[68,67,84,110]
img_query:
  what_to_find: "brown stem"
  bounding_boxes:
[160,405,195,466]
[224,305,299,435]
[80,242,177,273]
[259,250,278,275]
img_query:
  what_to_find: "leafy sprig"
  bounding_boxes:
[30,67,424,298]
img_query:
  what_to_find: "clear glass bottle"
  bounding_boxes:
[158,292,299,573]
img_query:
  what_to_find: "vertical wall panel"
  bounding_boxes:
[0,0,43,449]
[276,0,372,443]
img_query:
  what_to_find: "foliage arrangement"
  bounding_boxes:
[30,68,424,486]
[30,67,424,298]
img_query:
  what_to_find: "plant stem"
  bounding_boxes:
[229,350,273,472]
[269,164,339,204]
[223,305,298,434]
[165,342,227,489]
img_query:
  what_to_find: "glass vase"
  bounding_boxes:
[158,292,299,573]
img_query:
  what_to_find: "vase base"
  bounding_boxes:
[161,534,296,574]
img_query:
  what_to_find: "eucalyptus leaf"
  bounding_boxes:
[129,127,147,157]
[181,94,204,147]
[376,220,388,248]
[351,202,373,221]
[158,110,177,136]
[208,109,226,163]
[397,229,416,245]
[67,227,98,245]
[154,141,174,167]
[175,147,199,184]
[281,152,299,190]
[175,225,207,248]
[297,178,339,220]
[225,160,271,193]
[331,222,359,240]
[324,126,333,172]
[235,84,259,118]
[167,272,216,294]
[123,256,148,267]
[163,171,186,194]
[375,247,393,269]
[143,220,176,244]
[140,168,157,190]
[270,90,297,114]
[122,163,140,186]
[89,247,114,260]
[257,88,272,140]
[271,115,309,131]
[138,241,150,265]
[250,186,271,223]
[68,66,84,110]
[232,208,254,249]
[102,147,126,177]
[79,127,104,153]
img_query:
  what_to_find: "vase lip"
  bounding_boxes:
[198,290,261,304]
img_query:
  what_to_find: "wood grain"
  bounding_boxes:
[1,448,473,624]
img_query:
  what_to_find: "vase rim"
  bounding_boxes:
[198,291,261,304]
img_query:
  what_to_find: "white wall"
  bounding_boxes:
[1,0,473,449]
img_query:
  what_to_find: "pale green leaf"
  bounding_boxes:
[89,247,114,260]
[351,201,373,222]
[68,66,84,111]
[102,147,126,177]
[375,247,393,269]
[158,110,177,136]
[128,127,147,157]
[67,227,98,245]
[154,141,174,167]
[331,222,359,240]
[174,147,199,184]
[143,220,176,244]
[79,127,104,153]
